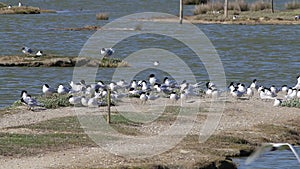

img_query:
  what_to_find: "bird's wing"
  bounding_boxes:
[286,144,300,163]
[245,143,273,165]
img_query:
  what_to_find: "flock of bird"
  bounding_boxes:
[19,72,300,110]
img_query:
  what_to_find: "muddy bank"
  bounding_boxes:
[0,55,128,67]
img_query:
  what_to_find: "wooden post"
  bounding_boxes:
[107,89,111,124]
[179,0,183,24]
[224,0,228,18]
[271,0,274,13]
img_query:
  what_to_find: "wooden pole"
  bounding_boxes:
[179,0,183,24]
[224,0,228,18]
[107,89,111,124]
[271,0,274,13]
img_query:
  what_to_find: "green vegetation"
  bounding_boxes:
[285,0,300,10]
[193,0,272,15]
[96,12,109,20]
[281,98,300,108]
[0,2,55,14]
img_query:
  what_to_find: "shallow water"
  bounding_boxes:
[1,0,300,107]
[0,0,300,168]
[233,147,300,169]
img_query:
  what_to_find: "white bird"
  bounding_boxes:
[140,80,150,92]
[281,85,289,94]
[146,93,160,101]
[81,96,89,107]
[237,83,246,94]
[153,61,160,66]
[270,85,279,94]
[148,74,158,86]
[246,86,254,99]
[259,88,276,100]
[18,2,22,7]
[35,50,43,57]
[293,75,300,89]
[100,48,114,57]
[20,90,44,110]
[57,84,70,94]
[273,98,282,107]
[231,87,244,99]
[130,80,138,89]
[42,84,56,96]
[245,143,300,165]
[116,79,129,89]
[8,5,12,8]
[228,82,236,93]
[169,92,179,103]
[139,92,148,104]
[250,79,257,90]
[88,97,102,107]
[68,95,82,105]
[295,15,300,20]
[22,46,33,55]
[285,88,297,100]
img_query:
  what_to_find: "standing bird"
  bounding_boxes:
[148,74,158,86]
[250,79,257,90]
[20,90,44,110]
[100,48,114,57]
[273,98,282,107]
[35,50,43,57]
[169,91,179,103]
[246,143,300,165]
[22,46,33,55]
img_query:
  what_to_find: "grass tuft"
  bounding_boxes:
[281,98,300,108]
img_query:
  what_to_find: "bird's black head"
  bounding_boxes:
[149,74,155,78]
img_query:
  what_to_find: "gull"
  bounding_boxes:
[140,92,148,104]
[42,84,56,96]
[8,4,12,8]
[148,74,158,86]
[88,97,103,107]
[35,50,43,57]
[100,48,114,57]
[20,90,44,110]
[237,83,246,94]
[18,2,22,7]
[245,143,300,165]
[146,93,160,101]
[68,95,82,105]
[281,85,289,94]
[169,91,179,103]
[116,79,129,89]
[81,96,89,107]
[22,46,33,55]
[273,98,282,107]
[246,86,254,99]
[228,82,236,93]
[270,85,279,94]
[231,87,244,99]
[285,88,297,100]
[130,80,138,89]
[153,61,159,66]
[250,79,257,89]
[259,88,276,100]
[295,15,300,20]
[140,80,150,92]
[293,75,300,89]
[57,84,70,94]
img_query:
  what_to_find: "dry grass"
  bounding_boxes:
[0,6,41,14]
[183,0,209,5]
[228,0,249,11]
[96,12,109,20]
[285,0,300,10]
[193,1,223,14]
[250,0,271,11]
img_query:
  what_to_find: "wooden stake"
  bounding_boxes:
[179,0,183,24]
[271,0,274,13]
[224,0,228,18]
[107,89,111,124]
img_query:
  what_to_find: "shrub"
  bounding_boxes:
[96,13,109,20]
[285,1,300,10]
[229,0,249,11]
[183,0,209,5]
[193,1,223,15]
[250,0,271,11]
[281,98,300,108]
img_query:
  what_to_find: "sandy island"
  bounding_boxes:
[0,92,299,169]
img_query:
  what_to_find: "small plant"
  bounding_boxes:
[96,12,109,20]
[285,1,300,10]
[37,94,71,109]
[281,98,300,108]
